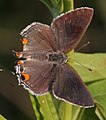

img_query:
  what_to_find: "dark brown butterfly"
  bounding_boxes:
[15,7,94,107]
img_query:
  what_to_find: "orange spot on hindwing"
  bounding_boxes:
[15,52,22,58]
[22,38,28,45]
[21,73,30,81]
[17,60,24,65]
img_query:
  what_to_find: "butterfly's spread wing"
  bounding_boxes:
[51,7,94,53]
[20,22,56,57]
[16,60,55,95]
[53,64,94,107]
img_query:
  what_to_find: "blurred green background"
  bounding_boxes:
[0,0,106,120]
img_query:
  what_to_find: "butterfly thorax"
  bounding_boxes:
[48,52,67,64]
[29,52,67,64]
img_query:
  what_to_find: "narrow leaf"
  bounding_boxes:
[37,93,59,120]
[29,93,41,120]
[72,107,83,120]
[95,106,106,120]
[0,115,7,120]
[58,102,72,120]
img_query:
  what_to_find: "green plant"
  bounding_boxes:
[26,0,106,120]
[0,114,7,120]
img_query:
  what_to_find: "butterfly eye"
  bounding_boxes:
[22,38,28,45]
[21,73,30,81]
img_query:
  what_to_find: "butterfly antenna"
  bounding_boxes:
[70,42,90,56]
[75,41,90,53]
[67,42,92,71]
[69,58,92,71]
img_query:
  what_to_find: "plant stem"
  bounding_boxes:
[63,0,74,12]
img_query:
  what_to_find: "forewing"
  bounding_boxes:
[20,22,57,57]
[53,64,94,107]
[51,7,94,53]
[17,60,55,95]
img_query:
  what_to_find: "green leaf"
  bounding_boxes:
[29,94,41,120]
[78,107,99,120]
[68,53,106,82]
[37,93,59,120]
[0,115,7,120]
[88,79,106,119]
[72,107,85,120]
[58,102,72,120]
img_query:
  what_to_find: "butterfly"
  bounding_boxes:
[14,7,94,108]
